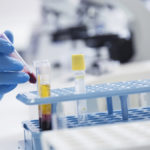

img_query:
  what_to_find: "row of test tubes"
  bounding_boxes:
[34,54,87,130]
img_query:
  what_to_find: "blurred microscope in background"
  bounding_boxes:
[22,0,150,113]
[26,0,135,77]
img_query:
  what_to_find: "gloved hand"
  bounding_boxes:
[0,30,29,99]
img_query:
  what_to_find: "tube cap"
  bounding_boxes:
[72,54,85,71]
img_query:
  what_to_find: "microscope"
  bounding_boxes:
[51,0,134,75]
[29,0,135,75]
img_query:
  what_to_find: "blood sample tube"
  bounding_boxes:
[0,32,36,83]
[35,60,52,130]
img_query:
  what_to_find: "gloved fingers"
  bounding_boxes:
[0,84,17,95]
[0,38,14,54]
[0,72,29,85]
[4,30,14,43]
[0,54,23,71]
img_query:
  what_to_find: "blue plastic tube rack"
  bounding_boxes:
[20,107,150,150]
[17,79,150,150]
[17,79,150,120]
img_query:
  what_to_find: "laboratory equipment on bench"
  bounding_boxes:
[0,33,36,84]
[17,79,150,150]
[27,0,134,77]
[50,1,134,75]
[34,60,52,130]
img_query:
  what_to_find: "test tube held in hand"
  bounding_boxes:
[0,33,36,83]
[35,60,52,130]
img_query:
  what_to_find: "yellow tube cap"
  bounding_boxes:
[72,54,85,71]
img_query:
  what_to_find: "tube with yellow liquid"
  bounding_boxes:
[34,60,52,130]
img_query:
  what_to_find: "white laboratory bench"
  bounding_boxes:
[1,60,150,150]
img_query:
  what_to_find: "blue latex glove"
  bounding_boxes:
[0,30,29,99]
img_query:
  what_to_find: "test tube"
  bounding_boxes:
[0,32,36,83]
[35,60,52,130]
[72,54,87,123]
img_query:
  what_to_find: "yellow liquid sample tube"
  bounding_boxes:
[39,84,52,130]
[39,84,51,115]
[35,60,52,130]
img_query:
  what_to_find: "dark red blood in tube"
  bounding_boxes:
[26,72,37,83]
[41,114,52,130]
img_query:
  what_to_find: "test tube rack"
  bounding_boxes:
[41,120,150,150]
[17,79,150,150]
